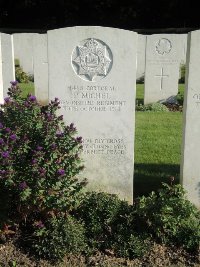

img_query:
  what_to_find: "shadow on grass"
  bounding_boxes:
[134,163,180,197]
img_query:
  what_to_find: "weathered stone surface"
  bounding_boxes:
[181,30,200,208]
[33,34,48,105]
[179,34,187,64]
[136,34,146,80]
[0,33,15,103]
[144,34,186,104]
[13,33,36,74]
[48,26,137,202]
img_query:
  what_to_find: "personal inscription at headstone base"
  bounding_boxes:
[48,26,137,202]
[0,33,15,103]
[144,34,183,104]
[181,30,200,208]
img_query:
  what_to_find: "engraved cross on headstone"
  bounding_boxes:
[155,67,169,90]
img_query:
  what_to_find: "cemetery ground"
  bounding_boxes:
[135,83,184,196]
[0,82,200,267]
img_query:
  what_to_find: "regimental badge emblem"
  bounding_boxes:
[155,38,172,55]
[71,38,113,82]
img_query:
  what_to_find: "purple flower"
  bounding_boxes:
[28,95,37,102]
[1,151,9,158]
[56,131,64,137]
[10,81,18,86]
[76,136,83,143]
[51,98,60,106]
[32,158,37,164]
[0,138,4,145]
[35,220,45,228]
[0,123,3,129]
[0,170,6,176]
[5,128,11,133]
[19,181,28,190]
[46,113,53,121]
[51,143,57,149]
[58,115,63,121]
[39,168,46,176]
[4,97,10,103]
[36,146,43,151]
[57,169,65,176]
[69,123,76,131]
[24,101,30,107]
[23,134,28,141]
[10,134,17,140]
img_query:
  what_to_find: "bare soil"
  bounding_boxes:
[0,242,199,267]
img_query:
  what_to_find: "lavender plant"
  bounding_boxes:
[0,81,87,227]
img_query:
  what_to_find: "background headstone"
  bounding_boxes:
[48,26,137,202]
[144,34,187,104]
[136,34,146,81]
[181,30,200,208]
[179,34,187,64]
[13,33,36,75]
[0,33,15,103]
[33,34,48,104]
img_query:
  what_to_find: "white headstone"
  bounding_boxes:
[48,26,137,202]
[179,34,187,64]
[33,34,48,105]
[181,30,200,208]
[13,33,36,75]
[136,34,146,81]
[0,33,15,103]
[144,34,186,104]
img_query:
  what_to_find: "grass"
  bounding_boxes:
[134,83,184,196]
[19,82,35,97]
[136,83,185,104]
[134,111,183,197]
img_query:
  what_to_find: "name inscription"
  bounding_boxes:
[60,85,126,112]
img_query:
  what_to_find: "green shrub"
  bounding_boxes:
[113,233,151,259]
[14,58,20,67]
[136,102,169,112]
[176,91,184,105]
[75,191,150,259]
[135,183,200,252]
[28,73,34,82]
[76,192,127,250]
[15,66,30,83]
[32,215,87,260]
[0,81,87,228]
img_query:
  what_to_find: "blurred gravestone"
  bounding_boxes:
[13,33,36,75]
[0,33,15,103]
[33,34,48,105]
[181,30,200,208]
[144,34,187,104]
[136,34,146,81]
